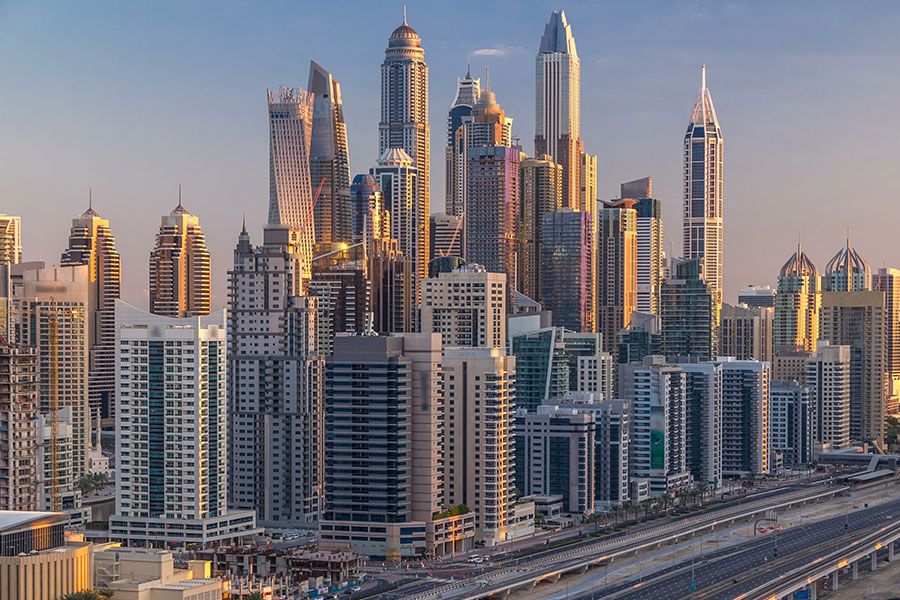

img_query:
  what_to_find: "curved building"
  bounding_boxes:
[149,199,211,318]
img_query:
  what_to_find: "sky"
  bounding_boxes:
[2,0,900,308]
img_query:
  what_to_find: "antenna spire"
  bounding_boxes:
[178,184,183,208]
[466,61,471,79]
[485,65,490,92]
[402,4,407,25]
[701,64,707,93]
[89,187,93,211]
[241,213,247,234]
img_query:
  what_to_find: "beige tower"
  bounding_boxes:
[597,200,637,354]
[0,342,39,511]
[519,155,562,300]
[0,215,22,265]
[421,264,506,349]
[149,199,211,318]
[442,347,524,545]
[61,202,121,420]
[774,243,820,354]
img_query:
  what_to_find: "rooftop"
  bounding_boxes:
[0,511,64,533]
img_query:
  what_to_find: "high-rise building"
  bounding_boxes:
[579,151,598,215]
[228,225,325,527]
[371,148,426,300]
[148,201,211,318]
[774,243,820,353]
[369,238,414,335]
[738,285,776,308]
[515,405,595,515]
[510,327,569,412]
[823,236,872,292]
[681,363,722,490]
[683,65,724,304]
[805,341,851,449]
[875,267,900,410]
[0,342,39,511]
[451,85,514,229]
[429,213,462,261]
[309,242,372,346]
[539,209,595,332]
[268,86,316,285]
[593,399,630,506]
[349,174,390,245]
[770,380,813,466]
[443,347,532,544]
[0,215,22,265]
[321,334,475,558]
[308,60,352,246]
[14,265,91,486]
[519,155,563,300]
[465,146,520,291]
[621,356,691,496]
[61,203,121,420]
[380,13,430,295]
[631,195,663,315]
[620,177,652,200]
[111,301,261,547]
[617,312,661,367]
[421,264,506,349]
[717,358,769,476]
[535,10,582,210]
[819,292,885,445]
[660,258,718,362]
[719,303,774,363]
[445,67,480,217]
[597,200,637,354]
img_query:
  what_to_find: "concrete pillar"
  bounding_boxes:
[852,560,859,580]
[871,552,878,571]
[831,571,839,590]
[809,582,817,600]
[889,541,895,562]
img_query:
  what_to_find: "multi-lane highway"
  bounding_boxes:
[371,480,850,600]
[572,495,900,599]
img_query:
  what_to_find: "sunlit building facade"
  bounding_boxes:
[148,202,211,318]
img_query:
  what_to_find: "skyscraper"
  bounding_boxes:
[518,155,563,300]
[349,174,390,245]
[148,200,211,318]
[874,267,900,410]
[629,191,663,316]
[823,236,872,292]
[535,10,583,210]
[774,243,820,353]
[597,200,637,354]
[111,301,261,547]
[61,203,121,420]
[445,67,480,217]
[539,209,595,332]
[819,290,886,445]
[769,380,813,467]
[308,60,352,246]
[380,12,430,290]
[683,66,724,304]
[681,362,722,490]
[371,148,426,299]
[0,215,22,265]
[805,341,851,450]
[268,86,316,284]
[660,258,719,362]
[429,213,463,261]
[443,347,531,544]
[321,334,475,558]
[309,242,372,346]
[464,146,520,290]
[719,303,774,363]
[717,358,769,477]
[228,225,324,527]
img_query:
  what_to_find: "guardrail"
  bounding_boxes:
[408,484,848,600]
[741,520,900,600]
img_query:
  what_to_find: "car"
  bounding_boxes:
[468,556,484,564]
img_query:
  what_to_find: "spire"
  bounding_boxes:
[466,62,471,79]
[402,3,407,25]
[81,187,100,218]
[241,213,247,235]
[485,65,490,92]
[701,64,706,93]
[178,184,183,209]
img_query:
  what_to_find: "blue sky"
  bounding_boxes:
[2,0,900,306]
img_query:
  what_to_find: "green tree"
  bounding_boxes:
[61,590,111,600]
[886,416,900,450]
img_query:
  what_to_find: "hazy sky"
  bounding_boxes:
[3,0,900,308]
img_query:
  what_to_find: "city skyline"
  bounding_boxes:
[3,2,900,308]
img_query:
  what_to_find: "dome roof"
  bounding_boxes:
[389,23,421,48]
[351,173,380,194]
[779,244,817,277]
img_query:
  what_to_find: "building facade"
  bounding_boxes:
[0,214,22,265]
[148,202,211,318]
[111,301,260,547]
[421,264,506,349]
[539,209,595,332]
[597,200,637,354]
[806,341,851,449]
[660,258,719,362]
[0,343,39,511]
[719,303,774,363]
[770,380,813,466]
[518,155,563,300]
[774,244,820,354]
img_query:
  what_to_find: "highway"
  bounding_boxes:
[370,481,849,600]
[573,495,900,600]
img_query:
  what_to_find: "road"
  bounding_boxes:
[368,480,845,599]
[577,495,900,600]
